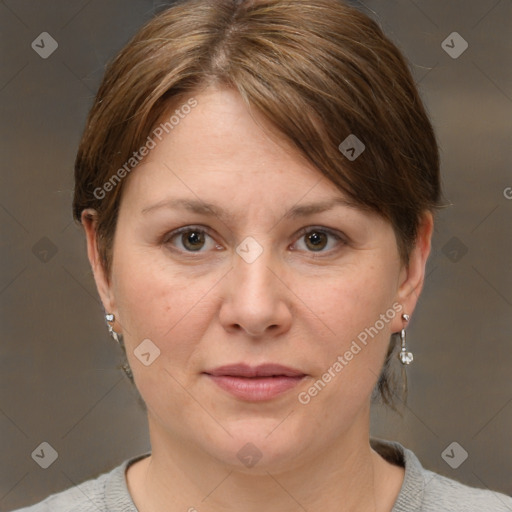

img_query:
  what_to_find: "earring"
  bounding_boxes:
[399,313,413,365]
[105,313,120,343]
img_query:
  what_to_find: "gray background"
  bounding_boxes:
[1,0,511,509]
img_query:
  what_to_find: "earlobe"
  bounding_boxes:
[81,209,115,314]
[393,212,434,332]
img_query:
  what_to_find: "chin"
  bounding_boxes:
[198,417,311,474]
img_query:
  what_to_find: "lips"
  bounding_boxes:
[204,363,305,378]
[203,363,307,401]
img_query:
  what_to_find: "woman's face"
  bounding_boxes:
[85,85,430,472]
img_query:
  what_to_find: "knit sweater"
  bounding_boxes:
[10,439,512,512]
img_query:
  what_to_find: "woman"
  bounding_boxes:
[14,0,512,510]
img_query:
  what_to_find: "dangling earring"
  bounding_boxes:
[399,313,413,365]
[105,313,120,343]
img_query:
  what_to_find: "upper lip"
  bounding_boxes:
[204,363,306,378]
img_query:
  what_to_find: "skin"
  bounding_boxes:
[83,85,433,512]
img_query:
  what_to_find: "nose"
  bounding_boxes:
[218,242,292,339]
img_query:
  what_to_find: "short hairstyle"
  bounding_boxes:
[73,0,442,408]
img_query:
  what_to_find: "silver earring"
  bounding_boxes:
[105,313,120,343]
[399,313,413,365]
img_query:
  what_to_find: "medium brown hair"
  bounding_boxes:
[73,0,441,408]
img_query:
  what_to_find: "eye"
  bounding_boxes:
[293,227,345,254]
[163,226,219,253]
[163,225,346,255]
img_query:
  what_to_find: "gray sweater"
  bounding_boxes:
[10,439,512,511]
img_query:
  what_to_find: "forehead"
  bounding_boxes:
[121,85,351,209]
[156,86,312,173]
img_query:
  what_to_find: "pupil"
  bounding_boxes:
[310,233,321,244]
[185,231,203,250]
[308,232,326,250]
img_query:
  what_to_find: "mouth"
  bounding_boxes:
[203,363,307,401]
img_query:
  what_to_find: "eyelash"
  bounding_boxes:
[162,225,346,256]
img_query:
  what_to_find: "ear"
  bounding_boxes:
[81,209,118,322]
[392,211,434,332]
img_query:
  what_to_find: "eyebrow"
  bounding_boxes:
[141,197,355,220]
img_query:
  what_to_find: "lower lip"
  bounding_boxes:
[205,374,305,401]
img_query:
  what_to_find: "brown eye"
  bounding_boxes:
[304,231,328,251]
[294,227,345,254]
[181,230,206,251]
[164,226,217,253]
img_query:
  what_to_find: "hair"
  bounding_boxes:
[73,0,442,409]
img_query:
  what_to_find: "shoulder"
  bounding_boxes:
[420,467,512,512]
[8,454,145,512]
[371,438,512,512]
[9,473,108,512]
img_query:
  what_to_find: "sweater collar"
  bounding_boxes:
[370,438,426,511]
[105,439,426,511]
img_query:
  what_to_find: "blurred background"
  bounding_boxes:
[1,0,511,509]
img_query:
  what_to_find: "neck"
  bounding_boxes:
[127,407,402,512]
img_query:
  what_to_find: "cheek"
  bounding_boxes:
[318,262,398,342]
[111,256,224,416]
[306,263,399,400]
[111,248,220,366]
